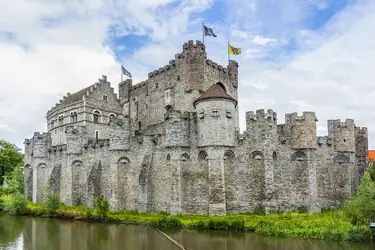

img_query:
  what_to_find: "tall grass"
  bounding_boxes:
[0,195,373,242]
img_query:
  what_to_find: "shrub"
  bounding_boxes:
[4,193,27,215]
[0,197,4,211]
[344,172,375,225]
[94,197,109,220]
[153,216,182,228]
[46,192,60,214]
[230,218,245,231]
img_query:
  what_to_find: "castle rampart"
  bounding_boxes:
[24,40,368,216]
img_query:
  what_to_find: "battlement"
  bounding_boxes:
[148,61,176,79]
[164,109,189,121]
[317,136,333,146]
[206,59,229,74]
[32,132,50,140]
[246,109,277,122]
[285,112,317,125]
[356,127,368,134]
[182,40,205,52]
[329,119,355,128]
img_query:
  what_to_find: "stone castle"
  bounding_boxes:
[24,40,369,215]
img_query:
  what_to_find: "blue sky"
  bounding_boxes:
[1,0,375,149]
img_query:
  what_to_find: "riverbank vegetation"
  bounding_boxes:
[0,192,373,242]
[0,138,375,243]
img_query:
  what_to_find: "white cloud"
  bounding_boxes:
[0,0,214,149]
[2,0,375,152]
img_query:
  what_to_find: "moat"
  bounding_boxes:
[0,213,373,250]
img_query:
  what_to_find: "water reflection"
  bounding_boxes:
[0,213,179,250]
[169,230,374,250]
[0,213,373,250]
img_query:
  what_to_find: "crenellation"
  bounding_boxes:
[24,40,368,216]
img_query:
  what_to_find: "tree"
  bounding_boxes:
[2,165,24,194]
[344,171,375,225]
[0,139,23,185]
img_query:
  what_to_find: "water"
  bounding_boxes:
[0,213,373,250]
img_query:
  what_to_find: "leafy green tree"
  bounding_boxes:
[0,139,23,185]
[344,171,375,225]
[2,165,24,194]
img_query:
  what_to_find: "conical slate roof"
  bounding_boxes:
[193,83,237,107]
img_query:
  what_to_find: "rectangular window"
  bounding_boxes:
[103,95,108,101]
[226,111,232,118]
[211,109,219,117]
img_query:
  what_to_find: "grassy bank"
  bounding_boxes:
[0,195,373,243]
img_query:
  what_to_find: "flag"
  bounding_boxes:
[121,65,132,78]
[228,44,241,55]
[203,24,217,37]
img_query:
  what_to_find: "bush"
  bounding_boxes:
[153,216,182,228]
[0,197,4,211]
[344,172,375,225]
[46,192,60,214]
[94,197,109,220]
[4,193,27,215]
[230,218,245,231]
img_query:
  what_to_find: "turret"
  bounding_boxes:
[227,60,239,89]
[180,40,206,92]
[355,127,368,157]
[194,83,237,147]
[328,119,356,152]
[32,132,50,158]
[119,79,132,104]
[246,109,277,144]
[109,115,131,151]
[288,112,317,149]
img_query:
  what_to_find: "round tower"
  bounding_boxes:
[194,83,237,147]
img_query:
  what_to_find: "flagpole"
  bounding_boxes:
[202,22,205,44]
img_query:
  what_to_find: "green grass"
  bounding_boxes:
[0,195,373,242]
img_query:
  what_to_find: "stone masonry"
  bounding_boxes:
[23,40,369,215]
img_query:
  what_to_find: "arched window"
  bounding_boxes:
[334,155,350,164]
[291,151,308,161]
[118,157,130,164]
[95,131,99,141]
[93,110,101,123]
[250,151,263,160]
[109,113,116,122]
[181,153,190,162]
[38,163,46,168]
[58,115,64,126]
[224,150,235,160]
[70,111,78,123]
[198,151,208,160]
[72,160,83,166]
[166,154,171,161]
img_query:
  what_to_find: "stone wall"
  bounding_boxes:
[24,40,368,216]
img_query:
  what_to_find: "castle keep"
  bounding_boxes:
[24,40,368,215]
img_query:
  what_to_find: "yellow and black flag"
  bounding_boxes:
[228,43,241,55]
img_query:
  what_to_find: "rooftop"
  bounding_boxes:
[194,83,237,107]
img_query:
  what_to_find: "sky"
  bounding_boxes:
[1,0,375,150]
